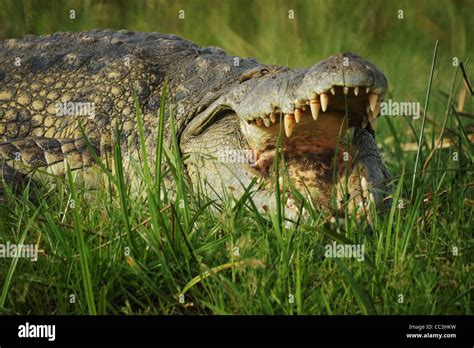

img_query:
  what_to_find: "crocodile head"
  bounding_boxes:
[182,52,388,216]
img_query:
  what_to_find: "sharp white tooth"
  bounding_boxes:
[269,112,276,124]
[343,86,349,95]
[284,114,295,137]
[368,93,378,112]
[368,109,378,129]
[354,86,359,96]
[263,117,271,127]
[366,87,370,94]
[368,101,380,129]
[294,108,302,123]
[373,101,381,117]
[330,87,336,95]
[256,118,263,127]
[362,116,368,128]
[369,113,377,130]
[320,93,329,112]
[310,99,320,120]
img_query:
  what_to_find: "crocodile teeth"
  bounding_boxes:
[369,102,380,129]
[320,93,329,112]
[330,87,336,95]
[373,101,381,117]
[366,87,370,94]
[256,118,263,127]
[368,93,378,112]
[294,108,302,123]
[284,114,295,137]
[310,99,320,120]
[362,116,369,128]
[354,86,359,96]
[269,112,276,124]
[343,86,349,95]
[369,112,377,129]
[263,117,271,127]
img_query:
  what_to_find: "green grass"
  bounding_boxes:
[0,0,473,314]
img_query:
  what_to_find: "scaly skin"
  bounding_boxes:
[0,30,391,215]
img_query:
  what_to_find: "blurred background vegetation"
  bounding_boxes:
[0,0,471,93]
[0,0,472,166]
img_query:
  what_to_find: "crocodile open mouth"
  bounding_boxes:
[240,84,383,208]
[179,52,389,214]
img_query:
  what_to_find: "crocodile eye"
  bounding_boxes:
[239,67,271,82]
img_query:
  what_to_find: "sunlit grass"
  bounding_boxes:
[0,0,472,315]
[1,59,472,314]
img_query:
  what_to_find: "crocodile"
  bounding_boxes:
[0,30,391,216]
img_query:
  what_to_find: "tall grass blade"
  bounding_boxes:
[66,166,97,315]
[411,40,439,198]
